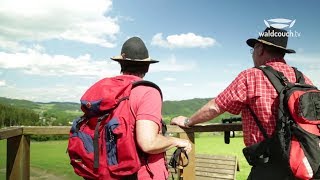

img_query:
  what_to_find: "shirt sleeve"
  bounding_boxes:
[304,75,314,85]
[215,70,248,115]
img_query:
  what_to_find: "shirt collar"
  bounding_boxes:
[265,57,287,64]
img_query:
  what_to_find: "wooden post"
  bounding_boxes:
[177,132,195,180]
[7,135,30,180]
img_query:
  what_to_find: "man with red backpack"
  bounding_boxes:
[170,27,320,179]
[68,37,191,180]
[110,37,192,179]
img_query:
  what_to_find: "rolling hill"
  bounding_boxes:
[0,96,238,126]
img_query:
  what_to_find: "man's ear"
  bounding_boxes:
[257,44,264,56]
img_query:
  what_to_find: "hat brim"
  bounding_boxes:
[246,38,295,54]
[110,56,159,64]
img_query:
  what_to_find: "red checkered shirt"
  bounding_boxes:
[215,58,313,146]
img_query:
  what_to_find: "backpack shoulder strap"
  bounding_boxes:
[132,80,163,100]
[251,65,289,139]
[248,106,269,139]
[292,67,305,84]
[257,65,288,94]
[131,80,167,135]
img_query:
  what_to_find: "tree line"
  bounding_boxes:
[0,103,39,128]
[0,97,240,128]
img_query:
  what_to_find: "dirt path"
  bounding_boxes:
[30,167,71,180]
[1,167,77,180]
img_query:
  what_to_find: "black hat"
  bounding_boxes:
[246,27,295,53]
[111,37,159,63]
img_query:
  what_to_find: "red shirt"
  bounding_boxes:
[125,75,168,180]
[215,59,313,146]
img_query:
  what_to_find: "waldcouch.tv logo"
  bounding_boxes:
[261,18,301,37]
[264,18,296,29]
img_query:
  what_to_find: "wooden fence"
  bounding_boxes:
[0,123,242,180]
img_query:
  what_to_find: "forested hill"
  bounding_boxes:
[0,97,82,127]
[0,97,40,109]
[0,97,238,127]
[0,97,79,111]
[162,98,211,117]
[0,96,211,116]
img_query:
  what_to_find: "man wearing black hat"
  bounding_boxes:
[170,27,314,179]
[111,37,192,180]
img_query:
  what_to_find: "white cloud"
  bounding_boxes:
[287,53,319,64]
[0,51,198,78]
[0,49,120,79]
[0,48,121,102]
[286,53,320,87]
[207,82,229,94]
[0,0,119,51]
[183,83,193,87]
[159,83,215,101]
[151,33,216,48]
[0,83,88,102]
[150,55,196,72]
[0,80,6,87]
[163,77,176,82]
[0,51,198,102]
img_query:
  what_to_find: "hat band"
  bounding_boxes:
[112,55,152,61]
[258,39,287,50]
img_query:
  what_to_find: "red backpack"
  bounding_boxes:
[67,76,162,180]
[243,65,320,179]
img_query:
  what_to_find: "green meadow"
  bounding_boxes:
[0,134,250,180]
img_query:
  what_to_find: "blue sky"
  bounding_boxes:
[0,0,319,102]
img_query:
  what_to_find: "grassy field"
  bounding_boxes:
[195,133,250,180]
[0,139,80,180]
[0,134,250,180]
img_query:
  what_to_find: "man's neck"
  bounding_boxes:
[122,72,145,78]
[262,55,284,64]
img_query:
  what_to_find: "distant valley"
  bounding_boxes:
[0,96,237,127]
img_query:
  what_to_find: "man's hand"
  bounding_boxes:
[170,116,189,128]
[172,137,192,154]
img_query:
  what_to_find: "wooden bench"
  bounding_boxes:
[167,154,239,180]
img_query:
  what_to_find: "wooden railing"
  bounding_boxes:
[0,123,242,180]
